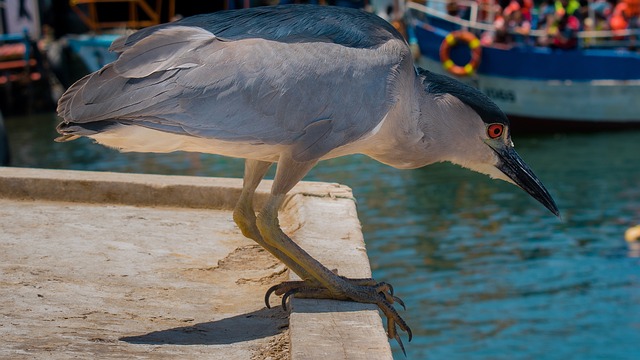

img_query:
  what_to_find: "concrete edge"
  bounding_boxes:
[0,166,393,359]
[283,193,394,359]
[0,167,354,210]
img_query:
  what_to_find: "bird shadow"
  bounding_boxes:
[120,306,288,345]
[120,299,377,346]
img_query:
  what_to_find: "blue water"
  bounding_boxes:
[5,113,640,359]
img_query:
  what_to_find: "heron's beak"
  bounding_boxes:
[491,144,560,217]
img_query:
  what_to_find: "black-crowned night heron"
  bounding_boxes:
[55,4,559,352]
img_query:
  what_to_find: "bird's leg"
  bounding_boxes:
[233,159,390,300]
[255,155,412,348]
[232,159,273,241]
[233,159,318,283]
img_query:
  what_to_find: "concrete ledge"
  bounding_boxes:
[0,167,354,209]
[0,167,392,359]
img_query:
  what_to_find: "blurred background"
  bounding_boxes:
[2,1,640,359]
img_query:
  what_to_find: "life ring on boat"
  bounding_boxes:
[439,31,482,77]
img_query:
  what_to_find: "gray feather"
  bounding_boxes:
[58,6,409,161]
[110,5,405,52]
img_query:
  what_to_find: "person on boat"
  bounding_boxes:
[588,0,614,31]
[446,0,462,16]
[610,0,640,36]
[575,0,592,23]
[521,0,534,21]
[547,8,581,48]
[477,0,501,22]
[538,0,559,30]
[493,0,532,44]
[555,0,581,15]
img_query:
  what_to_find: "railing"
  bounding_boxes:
[406,0,640,49]
[0,30,34,82]
[69,0,175,32]
[407,0,497,33]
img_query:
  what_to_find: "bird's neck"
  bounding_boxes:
[362,84,479,170]
[360,82,439,169]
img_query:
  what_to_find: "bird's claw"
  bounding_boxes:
[387,318,407,356]
[265,283,279,309]
[264,278,412,353]
[265,281,307,309]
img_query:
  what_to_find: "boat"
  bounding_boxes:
[405,0,640,130]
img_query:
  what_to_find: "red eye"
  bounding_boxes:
[487,124,504,139]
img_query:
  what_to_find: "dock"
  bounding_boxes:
[0,167,392,359]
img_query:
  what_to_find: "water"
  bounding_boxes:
[4,113,640,359]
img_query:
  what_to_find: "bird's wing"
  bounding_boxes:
[58,11,409,161]
[110,5,405,53]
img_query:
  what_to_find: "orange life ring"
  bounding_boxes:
[439,31,482,76]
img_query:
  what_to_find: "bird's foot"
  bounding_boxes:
[265,278,412,355]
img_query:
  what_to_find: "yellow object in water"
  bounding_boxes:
[624,225,640,242]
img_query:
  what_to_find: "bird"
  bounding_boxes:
[55,4,559,353]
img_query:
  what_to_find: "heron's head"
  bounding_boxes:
[417,68,559,216]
